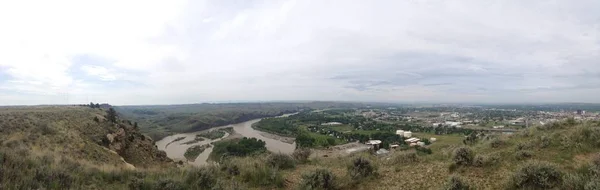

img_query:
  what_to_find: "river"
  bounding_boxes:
[155,113,296,166]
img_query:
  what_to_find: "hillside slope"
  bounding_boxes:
[0,106,173,169]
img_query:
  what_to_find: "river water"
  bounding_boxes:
[155,114,296,166]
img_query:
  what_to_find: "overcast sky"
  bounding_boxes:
[1,0,599,105]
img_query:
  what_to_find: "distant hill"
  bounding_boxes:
[116,102,367,140]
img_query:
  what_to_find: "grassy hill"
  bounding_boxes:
[116,102,365,140]
[2,106,600,189]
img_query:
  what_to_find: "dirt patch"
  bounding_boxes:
[310,142,371,158]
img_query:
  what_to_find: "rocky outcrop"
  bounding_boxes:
[103,123,173,168]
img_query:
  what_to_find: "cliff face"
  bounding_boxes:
[0,106,173,169]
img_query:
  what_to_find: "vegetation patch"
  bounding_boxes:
[197,129,227,140]
[300,169,337,190]
[210,137,267,161]
[348,157,377,181]
[444,175,472,190]
[165,136,186,148]
[507,161,563,189]
[180,136,205,145]
[184,144,211,162]
[267,153,296,170]
[293,148,312,163]
[453,147,475,166]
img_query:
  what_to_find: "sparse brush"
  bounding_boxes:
[293,148,312,163]
[390,151,419,165]
[472,155,499,167]
[348,157,377,181]
[489,138,506,148]
[539,136,551,148]
[453,147,474,166]
[267,153,296,170]
[185,166,218,189]
[444,175,472,190]
[240,162,285,188]
[300,169,337,190]
[507,161,563,189]
[515,150,533,161]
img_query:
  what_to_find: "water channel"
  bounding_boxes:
[155,114,296,165]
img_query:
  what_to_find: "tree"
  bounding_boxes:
[106,108,118,123]
[95,103,100,108]
[89,102,94,108]
[296,133,315,148]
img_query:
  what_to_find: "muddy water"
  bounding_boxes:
[156,114,296,166]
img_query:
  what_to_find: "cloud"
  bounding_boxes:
[0,0,599,105]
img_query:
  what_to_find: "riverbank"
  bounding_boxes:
[258,131,295,144]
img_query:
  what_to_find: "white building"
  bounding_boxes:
[396,130,405,136]
[405,137,420,144]
[403,131,412,138]
[321,122,343,126]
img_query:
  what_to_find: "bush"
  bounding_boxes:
[489,139,506,148]
[448,163,458,173]
[472,155,499,167]
[267,153,296,170]
[185,167,217,189]
[300,169,337,190]
[515,150,533,160]
[220,162,240,177]
[539,136,551,148]
[240,163,285,188]
[508,161,563,189]
[453,147,474,166]
[348,157,376,181]
[293,148,311,163]
[562,155,600,189]
[516,142,534,151]
[415,146,432,155]
[390,152,419,165]
[444,175,472,190]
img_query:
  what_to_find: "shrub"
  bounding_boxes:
[267,153,296,170]
[489,139,506,148]
[348,157,376,181]
[300,169,337,190]
[293,148,311,163]
[472,155,499,167]
[448,163,458,173]
[220,162,240,177]
[562,173,586,190]
[585,180,600,190]
[444,175,472,190]
[539,136,550,148]
[240,163,285,188]
[415,146,432,155]
[185,167,217,189]
[390,152,419,165]
[515,150,533,160]
[453,147,474,166]
[508,161,563,189]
